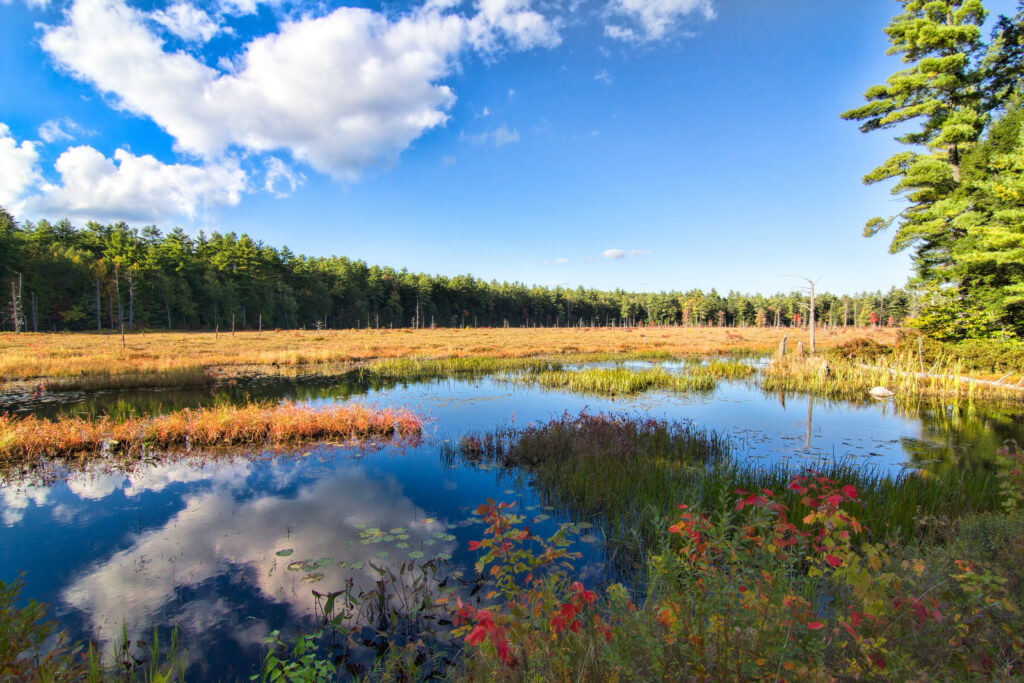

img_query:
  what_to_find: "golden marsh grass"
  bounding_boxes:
[0,327,898,386]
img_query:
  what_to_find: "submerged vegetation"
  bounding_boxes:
[0,401,422,463]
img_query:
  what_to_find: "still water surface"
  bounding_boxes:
[1,364,1021,678]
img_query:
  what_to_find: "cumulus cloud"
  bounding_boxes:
[38,117,88,143]
[553,257,568,264]
[24,145,246,222]
[602,248,625,259]
[605,0,713,41]
[594,69,612,85]
[149,2,219,42]
[41,0,559,180]
[263,156,304,197]
[0,124,41,210]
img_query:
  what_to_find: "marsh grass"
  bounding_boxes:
[763,352,1024,403]
[508,367,717,396]
[0,327,897,385]
[0,401,422,462]
[443,412,1002,564]
[359,356,563,381]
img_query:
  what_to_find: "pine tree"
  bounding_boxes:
[842,0,988,279]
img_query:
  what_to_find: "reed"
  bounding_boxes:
[0,401,422,462]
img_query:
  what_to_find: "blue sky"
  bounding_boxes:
[1,0,1017,294]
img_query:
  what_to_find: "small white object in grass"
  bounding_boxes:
[869,386,895,398]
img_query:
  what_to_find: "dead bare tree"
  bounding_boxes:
[780,274,821,354]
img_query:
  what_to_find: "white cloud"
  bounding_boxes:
[24,145,246,222]
[149,2,219,42]
[263,156,304,197]
[553,257,568,264]
[38,117,87,143]
[41,0,559,181]
[630,248,651,255]
[0,124,41,210]
[493,125,520,145]
[508,88,516,100]
[602,248,625,259]
[441,155,457,166]
[461,125,520,146]
[594,69,612,85]
[468,0,561,52]
[605,0,713,41]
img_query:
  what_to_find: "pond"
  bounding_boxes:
[1,361,1022,678]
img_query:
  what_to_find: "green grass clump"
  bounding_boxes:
[510,367,716,396]
[359,356,562,381]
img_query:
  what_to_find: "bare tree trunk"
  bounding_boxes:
[31,290,37,332]
[96,279,102,331]
[808,280,816,354]
[113,265,125,349]
[127,268,135,331]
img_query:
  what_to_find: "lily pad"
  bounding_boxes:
[376,551,389,559]
[301,573,324,583]
[580,534,599,544]
[354,523,367,529]
[337,561,348,569]
[275,549,294,557]
[349,562,365,570]
[288,560,310,571]
[396,542,409,549]
[408,550,425,559]
[423,539,435,546]
[388,527,406,534]
[532,514,550,522]
[314,558,333,568]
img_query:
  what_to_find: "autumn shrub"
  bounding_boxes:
[451,473,1024,681]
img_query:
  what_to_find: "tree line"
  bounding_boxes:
[0,209,915,333]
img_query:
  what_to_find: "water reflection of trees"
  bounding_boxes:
[10,372,437,420]
[896,400,1024,474]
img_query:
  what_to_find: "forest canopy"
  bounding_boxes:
[0,209,914,333]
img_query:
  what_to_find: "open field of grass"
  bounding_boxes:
[0,326,898,387]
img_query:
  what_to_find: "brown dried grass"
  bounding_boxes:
[0,401,422,462]
[0,327,899,385]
